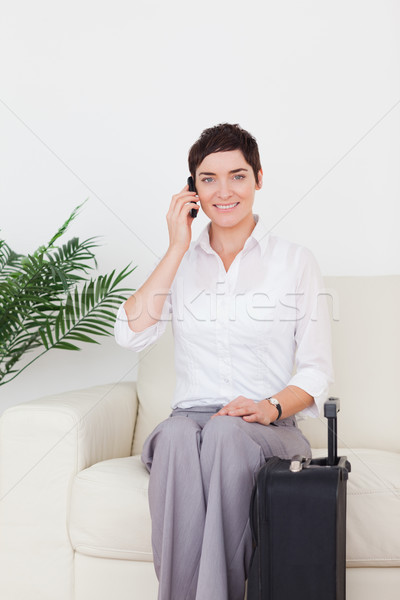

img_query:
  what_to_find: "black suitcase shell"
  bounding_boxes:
[247,398,351,600]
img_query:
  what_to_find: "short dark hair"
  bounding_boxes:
[188,123,262,185]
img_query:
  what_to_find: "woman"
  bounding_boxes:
[114,123,333,600]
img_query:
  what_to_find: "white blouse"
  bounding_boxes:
[114,215,334,419]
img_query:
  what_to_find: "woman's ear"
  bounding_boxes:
[256,168,263,190]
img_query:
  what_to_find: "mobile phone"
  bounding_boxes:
[187,176,198,218]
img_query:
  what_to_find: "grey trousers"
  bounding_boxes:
[141,406,311,600]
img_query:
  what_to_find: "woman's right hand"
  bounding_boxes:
[166,184,199,254]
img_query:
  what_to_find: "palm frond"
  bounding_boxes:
[0,240,24,277]
[34,200,88,257]
[0,201,137,387]
[45,236,100,277]
[0,264,136,385]
[0,236,100,339]
[39,266,135,351]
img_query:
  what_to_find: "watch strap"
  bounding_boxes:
[267,397,282,421]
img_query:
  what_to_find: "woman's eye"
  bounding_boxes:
[201,175,244,183]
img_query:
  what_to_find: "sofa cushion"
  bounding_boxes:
[69,447,400,568]
[313,447,400,567]
[69,456,152,561]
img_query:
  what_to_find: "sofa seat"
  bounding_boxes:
[69,455,153,562]
[313,447,400,567]
[69,446,400,570]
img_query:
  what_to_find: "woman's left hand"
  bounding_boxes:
[212,396,277,426]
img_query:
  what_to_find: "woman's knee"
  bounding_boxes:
[154,415,202,448]
[201,416,255,455]
[142,416,201,470]
[202,414,249,438]
[200,416,262,484]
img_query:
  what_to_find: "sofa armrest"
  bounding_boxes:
[0,381,138,600]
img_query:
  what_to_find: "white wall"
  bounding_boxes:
[1,0,399,412]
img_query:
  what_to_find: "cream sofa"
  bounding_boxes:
[0,275,399,600]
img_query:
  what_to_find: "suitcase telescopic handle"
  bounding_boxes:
[324,397,340,466]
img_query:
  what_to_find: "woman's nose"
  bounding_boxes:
[217,182,232,199]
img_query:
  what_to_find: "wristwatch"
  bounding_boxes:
[267,397,282,421]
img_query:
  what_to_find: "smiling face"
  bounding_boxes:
[195,149,263,231]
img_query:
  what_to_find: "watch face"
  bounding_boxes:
[270,398,278,406]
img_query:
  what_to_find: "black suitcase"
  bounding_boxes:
[247,397,351,600]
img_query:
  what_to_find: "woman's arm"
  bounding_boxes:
[123,184,199,332]
[123,246,185,332]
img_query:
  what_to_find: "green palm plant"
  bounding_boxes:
[0,201,135,386]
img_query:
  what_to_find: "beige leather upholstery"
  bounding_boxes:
[69,455,152,562]
[313,448,400,567]
[0,382,137,600]
[0,276,399,600]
